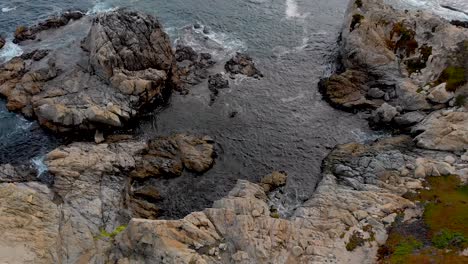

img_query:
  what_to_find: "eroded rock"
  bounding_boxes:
[320,0,468,128]
[225,53,263,78]
[175,44,215,86]
[413,109,468,151]
[1,9,180,133]
[14,10,85,43]
[110,136,452,264]
[130,134,215,179]
[0,183,59,264]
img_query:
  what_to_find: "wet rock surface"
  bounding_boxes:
[0,9,180,133]
[175,44,215,86]
[13,10,85,43]
[0,37,5,50]
[208,73,229,103]
[225,52,263,78]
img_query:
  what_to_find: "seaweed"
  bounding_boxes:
[350,14,364,31]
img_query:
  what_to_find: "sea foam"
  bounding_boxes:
[0,40,23,63]
[1,6,17,13]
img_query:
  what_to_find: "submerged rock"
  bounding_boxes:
[225,52,263,78]
[208,73,229,92]
[208,73,229,103]
[0,9,180,133]
[0,36,5,50]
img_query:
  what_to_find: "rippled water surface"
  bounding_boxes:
[0,0,463,217]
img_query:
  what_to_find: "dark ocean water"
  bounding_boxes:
[0,0,465,217]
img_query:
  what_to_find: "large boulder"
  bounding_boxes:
[130,134,215,179]
[320,0,468,122]
[0,10,180,133]
[412,109,468,151]
[225,53,263,78]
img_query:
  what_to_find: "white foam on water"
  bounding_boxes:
[175,24,247,59]
[285,0,309,19]
[385,0,468,21]
[271,36,310,58]
[1,6,16,13]
[0,40,23,63]
[281,93,305,103]
[31,156,48,178]
[285,0,300,18]
[351,128,390,143]
[87,2,118,15]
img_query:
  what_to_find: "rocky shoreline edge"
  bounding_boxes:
[0,0,467,263]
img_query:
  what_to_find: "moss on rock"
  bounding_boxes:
[436,66,466,92]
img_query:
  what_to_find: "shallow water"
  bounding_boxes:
[0,0,463,217]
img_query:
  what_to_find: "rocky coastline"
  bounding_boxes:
[0,0,467,263]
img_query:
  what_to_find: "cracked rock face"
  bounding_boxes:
[0,134,217,263]
[0,9,180,133]
[0,137,464,263]
[109,136,463,264]
[412,109,468,151]
[321,0,467,126]
[0,183,59,264]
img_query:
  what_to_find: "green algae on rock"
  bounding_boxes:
[378,175,468,263]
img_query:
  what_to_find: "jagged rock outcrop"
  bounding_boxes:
[110,136,464,264]
[130,134,215,179]
[13,11,85,43]
[225,53,263,78]
[0,9,180,133]
[0,163,36,183]
[0,133,217,263]
[260,171,287,192]
[320,0,467,127]
[175,45,215,86]
[1,136,465,264]
[208,73,229,103]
